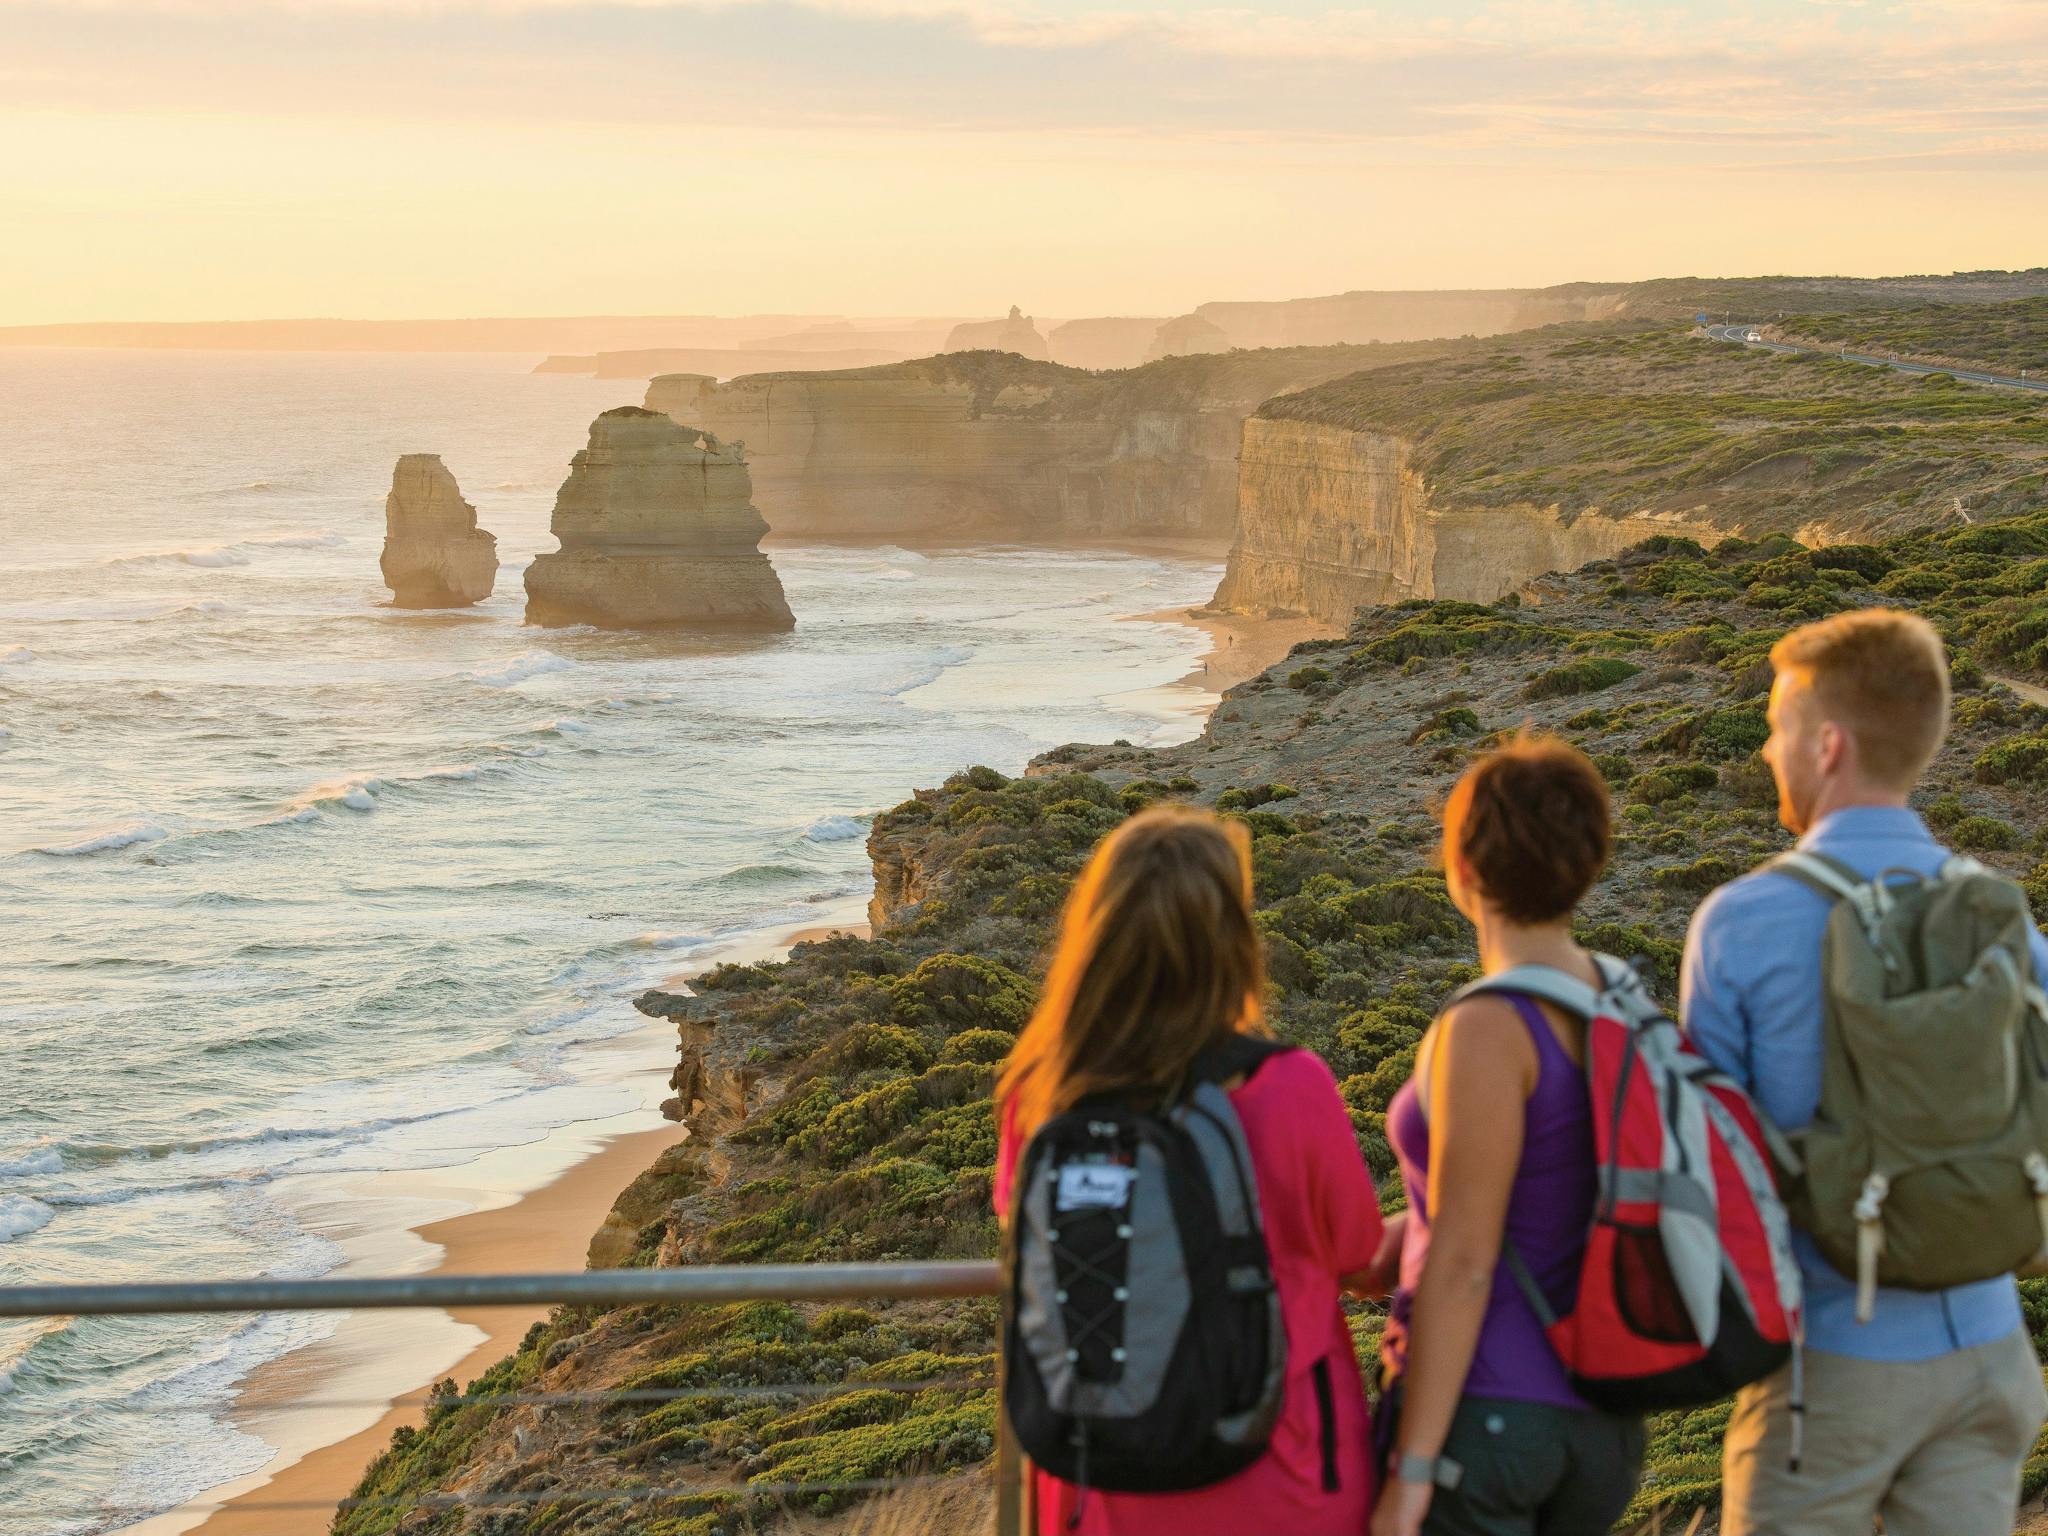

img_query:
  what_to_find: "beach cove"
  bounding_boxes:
[0,348,1294,1535]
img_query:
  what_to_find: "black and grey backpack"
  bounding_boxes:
[1002,1035,1291,1492]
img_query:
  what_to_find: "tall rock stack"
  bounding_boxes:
[523,407,795,631]
[379,454,497,607]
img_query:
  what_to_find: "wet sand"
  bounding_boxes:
[143,899,873,1536]
[160,1123,687,1536]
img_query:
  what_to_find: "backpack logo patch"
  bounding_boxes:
[1056,1162,1135,1212]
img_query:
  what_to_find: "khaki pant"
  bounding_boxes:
[1723,1327,2047,1536]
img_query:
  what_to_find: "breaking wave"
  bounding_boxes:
[30,820,170,857]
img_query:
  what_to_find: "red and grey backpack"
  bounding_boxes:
[1453,954,1803,1412]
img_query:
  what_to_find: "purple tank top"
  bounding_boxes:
[1383,992,1596,1410]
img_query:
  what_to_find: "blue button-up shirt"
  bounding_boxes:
[1681,805,2046,1360]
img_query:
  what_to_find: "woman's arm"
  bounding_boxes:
[1373,998,1535,1536]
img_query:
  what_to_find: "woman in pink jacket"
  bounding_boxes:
[994,804,1384,1535]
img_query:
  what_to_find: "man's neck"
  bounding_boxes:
[1801,782,1912,834]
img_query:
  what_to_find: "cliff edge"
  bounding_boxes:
[523,407,795,631]
[1212,324,2048,624]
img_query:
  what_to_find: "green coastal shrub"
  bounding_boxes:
[1633,763,1719,804]
[1288,665,1333,689]
[938,1028,1015,1065]
[887,954,1034,1034]
[1950,815,2019,852]
[1215,782,1298,811]
[1524,657,1641,701]
[1975,735,2048,787]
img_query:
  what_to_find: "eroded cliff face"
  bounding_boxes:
[1213,418,1719,624]
[378,454,497,607]
[524,407,795,630]
[646,350,1396,545]
[866,806,940,930]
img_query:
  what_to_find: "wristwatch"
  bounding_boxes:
[1392,1452,1464,1490]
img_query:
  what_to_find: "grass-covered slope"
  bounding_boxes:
[340,509,2048,1535]
[731,339,1466,420]
[1256,324,2048,537]
[1772,297,2047,378]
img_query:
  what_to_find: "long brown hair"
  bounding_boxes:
[995,803,1267,1137]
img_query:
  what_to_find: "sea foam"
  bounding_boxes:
[0,1143,61,1177]
[803,814,867,843]
[32,820,171,856]
[0,645,32,665]
[0,1195,55,1243]
[468,653,576,687]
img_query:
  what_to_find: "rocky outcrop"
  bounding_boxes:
[942,306,1049,359]
[1146,313,1230,361]
[523,407,795,630]
[379,454,497,607]
[867,807,941,929]
[647,347,1400,545]
[1048,316,1167,370]
[1212,418,1719,624]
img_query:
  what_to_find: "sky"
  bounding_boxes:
[2,0,2044,324]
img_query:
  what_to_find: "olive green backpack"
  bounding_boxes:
[1770,850,2048,1320]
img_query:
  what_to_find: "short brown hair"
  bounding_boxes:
[1443,734,1611,925]
[996,804,1266,1137]
[1770,608,1949,789]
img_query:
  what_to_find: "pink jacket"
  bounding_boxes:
[996,1048,1381,1535]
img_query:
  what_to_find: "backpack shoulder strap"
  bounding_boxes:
[1766,849,1865,903]
[1449,953,1650,1026]
[1188,1033,1292,1089]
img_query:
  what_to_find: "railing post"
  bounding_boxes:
[995,1409,1025,1536]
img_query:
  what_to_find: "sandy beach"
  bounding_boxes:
[1116,605,1339,727]
[165,1123,687,1536]
[134,899,874,1536]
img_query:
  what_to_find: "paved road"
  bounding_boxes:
[1703,323,2047,395]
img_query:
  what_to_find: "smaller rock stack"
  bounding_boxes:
[523,407,795,631]
[379,454,498,607]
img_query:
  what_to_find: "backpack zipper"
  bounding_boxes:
[1310,1357,1339,1492]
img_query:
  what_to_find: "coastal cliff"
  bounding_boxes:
[524,407,795,630]
[1213,418,1717,622]
[646,345,1449,545]
[378,454,497,608]
[1212,325,2048,624]
[336,503,2048,1535]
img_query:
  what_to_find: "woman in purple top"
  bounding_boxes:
[1368,736,1645,1536]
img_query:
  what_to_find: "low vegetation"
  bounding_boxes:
[342,506,2048,1533]
[1257,322,2048,537]
[1773,295,2046,378]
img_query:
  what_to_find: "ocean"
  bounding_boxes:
[0,349,1218,1533]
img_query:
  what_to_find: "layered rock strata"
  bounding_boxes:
[379,454,497,607]
[1212,418,1718,624]
[647,348,1404,544]
[523,407,794,630]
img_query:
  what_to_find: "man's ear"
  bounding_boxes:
[1816,718,1851,778]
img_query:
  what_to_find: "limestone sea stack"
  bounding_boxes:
[379,454,497,607]
[523,407,794,631]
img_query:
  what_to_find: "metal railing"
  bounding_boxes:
[3,1260,1027,1535]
